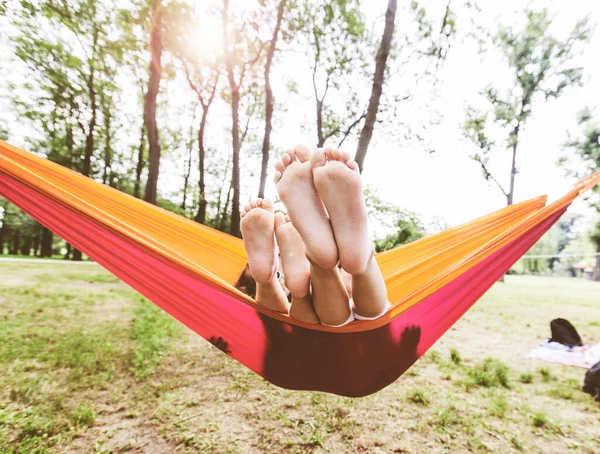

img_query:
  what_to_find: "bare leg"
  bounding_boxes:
[309,259,352,326]
[240,199,289,313]
[311,148,388,318]
[255,274,291,313]
[289,295,320,324]
[311,147,372,275]
[274,213,310,298]
[274,213,319,323]
[274,145,339,269]
[351,254,388,319]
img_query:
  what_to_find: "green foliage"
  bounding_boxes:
[466,358,510,389]
[464,8,591,203]
[129,300,181,379]
[71,403,96,427]
[519,372,533,384]
[531,412,548,428]
[406,388,429,405]
[487,394,507,418]
[450,348,462,365]
[427,350,441,364]
[364,187,425,252]
[538,367,553,382]
[561,109,600,272]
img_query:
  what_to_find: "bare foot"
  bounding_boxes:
[239,198,277,284]
[311,147,372,275]
[274,145,338,270]
[274,213,311,298]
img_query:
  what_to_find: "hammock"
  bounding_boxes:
[1,140,599,397]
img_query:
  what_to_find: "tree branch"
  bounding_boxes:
[337,112,367,148]
[473,155,508,197]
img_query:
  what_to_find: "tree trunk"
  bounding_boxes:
[258,0,286,198]
[0,224,5,255]
[593,238,600,281]
[82,26,99,179]
[316,99,325,148]
[507,124,520,206]
[143,2,163,205]
[219,183,233,232]
[229,91,241,237]
[102,95,113,187]
[32,233,40,257]
[64,243,72,261]
[20,235,32,256]
[40,227,53,257]
[134,123,146,199]
[181,122,194,211]
[10,230,19,255]
[223,0,241,237]
[195,108,209,224]
[354,0,397,173]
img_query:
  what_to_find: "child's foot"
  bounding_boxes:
[240,198,277,284]
[274,144,339,270]
[274,213,311,298]
[311,147,372,275]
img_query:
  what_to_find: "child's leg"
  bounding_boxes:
[350,254,389,319]
[289,294,320,324]
[240,199,290,313]
[309,259,352,326]
[311,147,388,318]
[274,213,319,323]
[255,273,291,313]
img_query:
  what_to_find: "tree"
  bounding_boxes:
[464,9,591,205]
[143,0,163,205]
[354,0,456,172]
[257,0,287,199]
[363,187,425,252]
[10,0,123,260]
[561,108,600,280]
[167,1,222,224]
[354,0,397,172]
[294,0,369,148]
[221,0,265,237]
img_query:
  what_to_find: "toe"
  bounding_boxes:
[295,144,312,162]
[243,203,251,213]
[274,212,286,228]
[250,200,257,209]
[340,150,351,162]
[262,198,274,211]
[347,159,360,172]
[311,148,327,168]
[257,198,263,207]
[323,147,334,161]
[331,148,341,160]
[282,149,294,167]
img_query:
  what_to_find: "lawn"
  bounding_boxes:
[0,262,599,453]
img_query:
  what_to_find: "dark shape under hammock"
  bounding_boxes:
[1,140,598,397]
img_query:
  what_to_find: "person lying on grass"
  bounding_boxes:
[236,144,389,327]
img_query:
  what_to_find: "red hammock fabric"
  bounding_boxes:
[0,170,567,396]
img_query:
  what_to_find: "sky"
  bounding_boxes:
[1,0,599,238]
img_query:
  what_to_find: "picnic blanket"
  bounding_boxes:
[527,341,600,368]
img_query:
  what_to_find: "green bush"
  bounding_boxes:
[466,358,510,389]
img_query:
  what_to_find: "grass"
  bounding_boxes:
[1,266,599,453]
[465,358,510,389]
